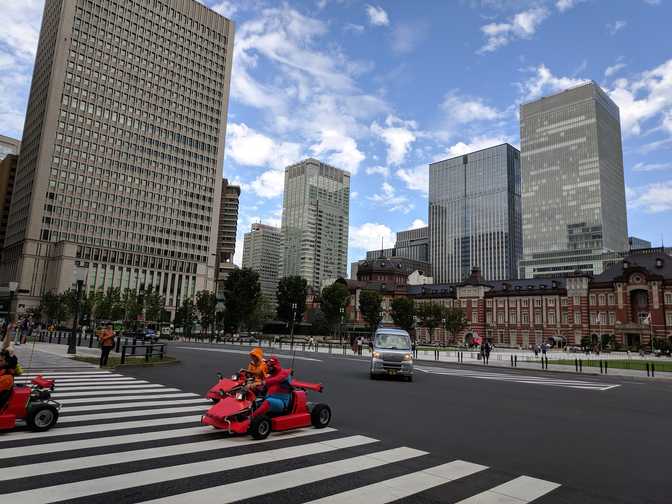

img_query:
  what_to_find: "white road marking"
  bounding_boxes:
[4,435,377,503]
[0,427,338,482]
[175,346,323,362]
[305,460,489,503]
[53,387,180,397]
[62,392,199,404]
[63,398,209,413]
[140,447,427,504]
[59,405,207,423]
[455,475,561,503]
[52,383,162,392]
[2,415,201,441]
[415,365,620,391]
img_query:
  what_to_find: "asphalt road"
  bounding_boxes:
[121,342,672,503]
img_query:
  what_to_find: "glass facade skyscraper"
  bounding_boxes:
[281,158,350,288]
[519,81,628,278]
[429,143,522,283]
[242,223,282,306]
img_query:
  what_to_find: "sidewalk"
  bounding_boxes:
[13,342,98,370]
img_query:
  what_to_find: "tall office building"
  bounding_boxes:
[629,236,652,251]
[215,178,240,295]
[0,0,234,314]
[366,226,429,263]
[242,223,282,305]
[519,81,628,278]
[429,143,522,283]
[0,135,21,160]
[281,158,350,288]
[0,155,19,250]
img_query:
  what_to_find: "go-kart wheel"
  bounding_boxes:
[311,403,331,429]
[210,397,219,403]
[249,415,272,440]
[27,404,59,432]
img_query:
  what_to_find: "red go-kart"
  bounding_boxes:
[202,372,331,439]
[0,375,60,432]
[206,370,254,403]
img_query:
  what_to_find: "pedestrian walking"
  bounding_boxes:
[98,324,115,368]
[356,336,363,356]
[484,341,491,364]
[308,336,315,351]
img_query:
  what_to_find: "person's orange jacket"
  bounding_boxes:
[0,370,13,393]
[246,347,268,380]
[99,328,115,348]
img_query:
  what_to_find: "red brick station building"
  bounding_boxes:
[336,250,672,350]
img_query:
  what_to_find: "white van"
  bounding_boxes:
[370,328,414,381]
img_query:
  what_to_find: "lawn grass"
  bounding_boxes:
[73,355,177,368]
[548,359,672,372]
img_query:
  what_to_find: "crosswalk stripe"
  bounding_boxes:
[52,383,162,392]
[0,427,338,482]
[26,378,139,384]
[4,435,378,503]
[20,372,114,378]
[63,392,199,404]
[19,375,127,382]
[304,460,489,503]
[64,398,209,413]
[455,475,561,503]
[53,387,179,397]
[140,446,428,504]
[0,426,211,458]
[59,405,207,423]
[50,380,151,387]
[3,414,201,441]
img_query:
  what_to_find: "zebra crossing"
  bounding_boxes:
[2,369,567,503]
[415,365,620,391]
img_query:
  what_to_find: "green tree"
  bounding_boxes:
[443,307,468,345]
[390,297,416,334]
[143,286,165,322]
[307,308,330,336]
[276,276,308,324]
[62,289,93,326]
[247,296,275,332]
[121,288,142,326]
[416,302,448,343]
[320,282,350,335]
[175,297,196,337]
[196,290,217,339]
[41,291,70,326]
[359,290,383,335]
[224,268,262,332]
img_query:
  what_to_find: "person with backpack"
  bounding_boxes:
[98,324,115,367]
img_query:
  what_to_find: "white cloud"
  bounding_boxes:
[350,223,395,251]
[605,63,627,78]
[233,237,245,267]
[441,91,504,123]
[226,123,302,170]
[606,20,627,35]
[628,181,672,213]
[556,0,586,12]
[366,5,389,27]
[210,1,238,18]
[517,64,586,101]
[391,22,428,54]
[250,170,286,199]
[479,7,549,53]
[344,23,365,34]
[371,115,417,166]
[365,166,390,177]
[368,182,413,214]
[351,191,359,199]
[608,59,672,136]
[309,129,364,174]
[396,165,429,195]
[409,219,427,230]
[633,162,672,172]
[444,135,510,158]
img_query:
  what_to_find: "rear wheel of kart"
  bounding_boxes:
[27,404,59,432]
[249,415,272,440]
[311,403,331,428]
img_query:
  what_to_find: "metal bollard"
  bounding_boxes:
[89,333,93,348]
[343,345,346,355]
[652,363,655,377]
[132,338,137,355]
[646,363,650,377]
[514,355,518,367]
[579,359,582,372]
[115,336,121,353]
[329,343,332,354]
[77,331,82,346]
[575,358,578,372]
[604,360,608,374]
[511,355,514,367]
[121,346,127,364]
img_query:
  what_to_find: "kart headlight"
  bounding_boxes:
[236,392,244,400]
[403,353,413,361]
[373,351,382,359]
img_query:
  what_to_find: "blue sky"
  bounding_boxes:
[2,0,671,269]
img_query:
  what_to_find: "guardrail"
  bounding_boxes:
[120,343,167,364]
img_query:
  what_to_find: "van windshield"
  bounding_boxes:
[375,333,411,350]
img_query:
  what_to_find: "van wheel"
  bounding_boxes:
[370,372,377,380]
[406,375,413,382]
[249,415,271,440]
[311,404,331,428]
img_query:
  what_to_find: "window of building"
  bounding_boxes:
[534,311,542,325]
[664,292,672,305]
[608,312,615,325]
[486,312,492,324]
[598,294,606,305]
[561,311,568,324]
[533,298,542,307]
[574,312,581,325]
[608,293,615,305]
[589,294,596,305]
[574,295,580,306]
[667,312,672,326]
[522,312,529,324]
[548,312,556,324]
[497,312,505,324]
[510,311,517,324]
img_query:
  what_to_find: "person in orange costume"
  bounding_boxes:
[0,329,19,406]
[246,347,268,382]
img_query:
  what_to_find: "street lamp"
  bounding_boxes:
[289,302,298,349]
[68,268,87,355]
[7,282,18,324]
[339,306,345,345]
